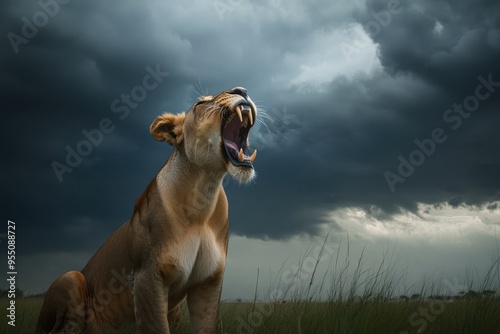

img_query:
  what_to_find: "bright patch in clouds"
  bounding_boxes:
[326,202,500,243]
[433,21,444,35]
[290,24,379,87]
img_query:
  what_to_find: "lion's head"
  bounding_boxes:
[150,87,257,183]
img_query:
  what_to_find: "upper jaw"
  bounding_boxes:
[228,96,256,125]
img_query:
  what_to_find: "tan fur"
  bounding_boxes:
[37,88,257,333]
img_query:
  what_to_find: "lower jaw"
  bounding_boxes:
[227,164,256,183]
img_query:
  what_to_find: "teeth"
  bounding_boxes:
[237,148,257,163]
[235,105,243,123]
[235,104,253,125]
[249,149,257,163]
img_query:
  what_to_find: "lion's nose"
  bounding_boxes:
[228,87,248,99]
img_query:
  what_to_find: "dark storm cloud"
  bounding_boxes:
[2,0,500,253]
[356,0,500,89]
[349,0,500,203]
[222,0,500,238]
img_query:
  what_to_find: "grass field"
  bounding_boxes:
[2,240,499,333]
[2,296,500,333]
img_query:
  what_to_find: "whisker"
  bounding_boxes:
[192,87,203,99]
[192,79,209,99]
[197,79,209,96]
[256,111,274,123]
[254,103,267,110]
[253,110,273,132]
[256,119,271,132]
[251,99,268,106]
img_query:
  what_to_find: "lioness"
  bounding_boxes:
[37,87,258,333]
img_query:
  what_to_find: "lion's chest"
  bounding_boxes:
[168,230,224,289]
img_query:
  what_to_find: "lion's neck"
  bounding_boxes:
[156,149,226,223]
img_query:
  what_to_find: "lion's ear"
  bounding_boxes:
[150,112,185,146]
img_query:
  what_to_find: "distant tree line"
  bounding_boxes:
[0,288,497,302]
[398,290,498,301]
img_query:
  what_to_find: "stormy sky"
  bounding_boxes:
[2,0,500,299]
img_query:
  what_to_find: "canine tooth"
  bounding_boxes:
[238,148,244,162]
[248,110,253,125]
[235,105,243,123]
[249,149,257,163]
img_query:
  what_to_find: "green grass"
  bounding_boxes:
[2,297,500,333]
[2,239,499,333]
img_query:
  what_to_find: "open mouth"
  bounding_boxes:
[222,103,257,168]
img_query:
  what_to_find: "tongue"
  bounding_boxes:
[224,139,239,154]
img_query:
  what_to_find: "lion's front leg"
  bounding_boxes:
[187,274,224,334]
[133,270,170,334]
